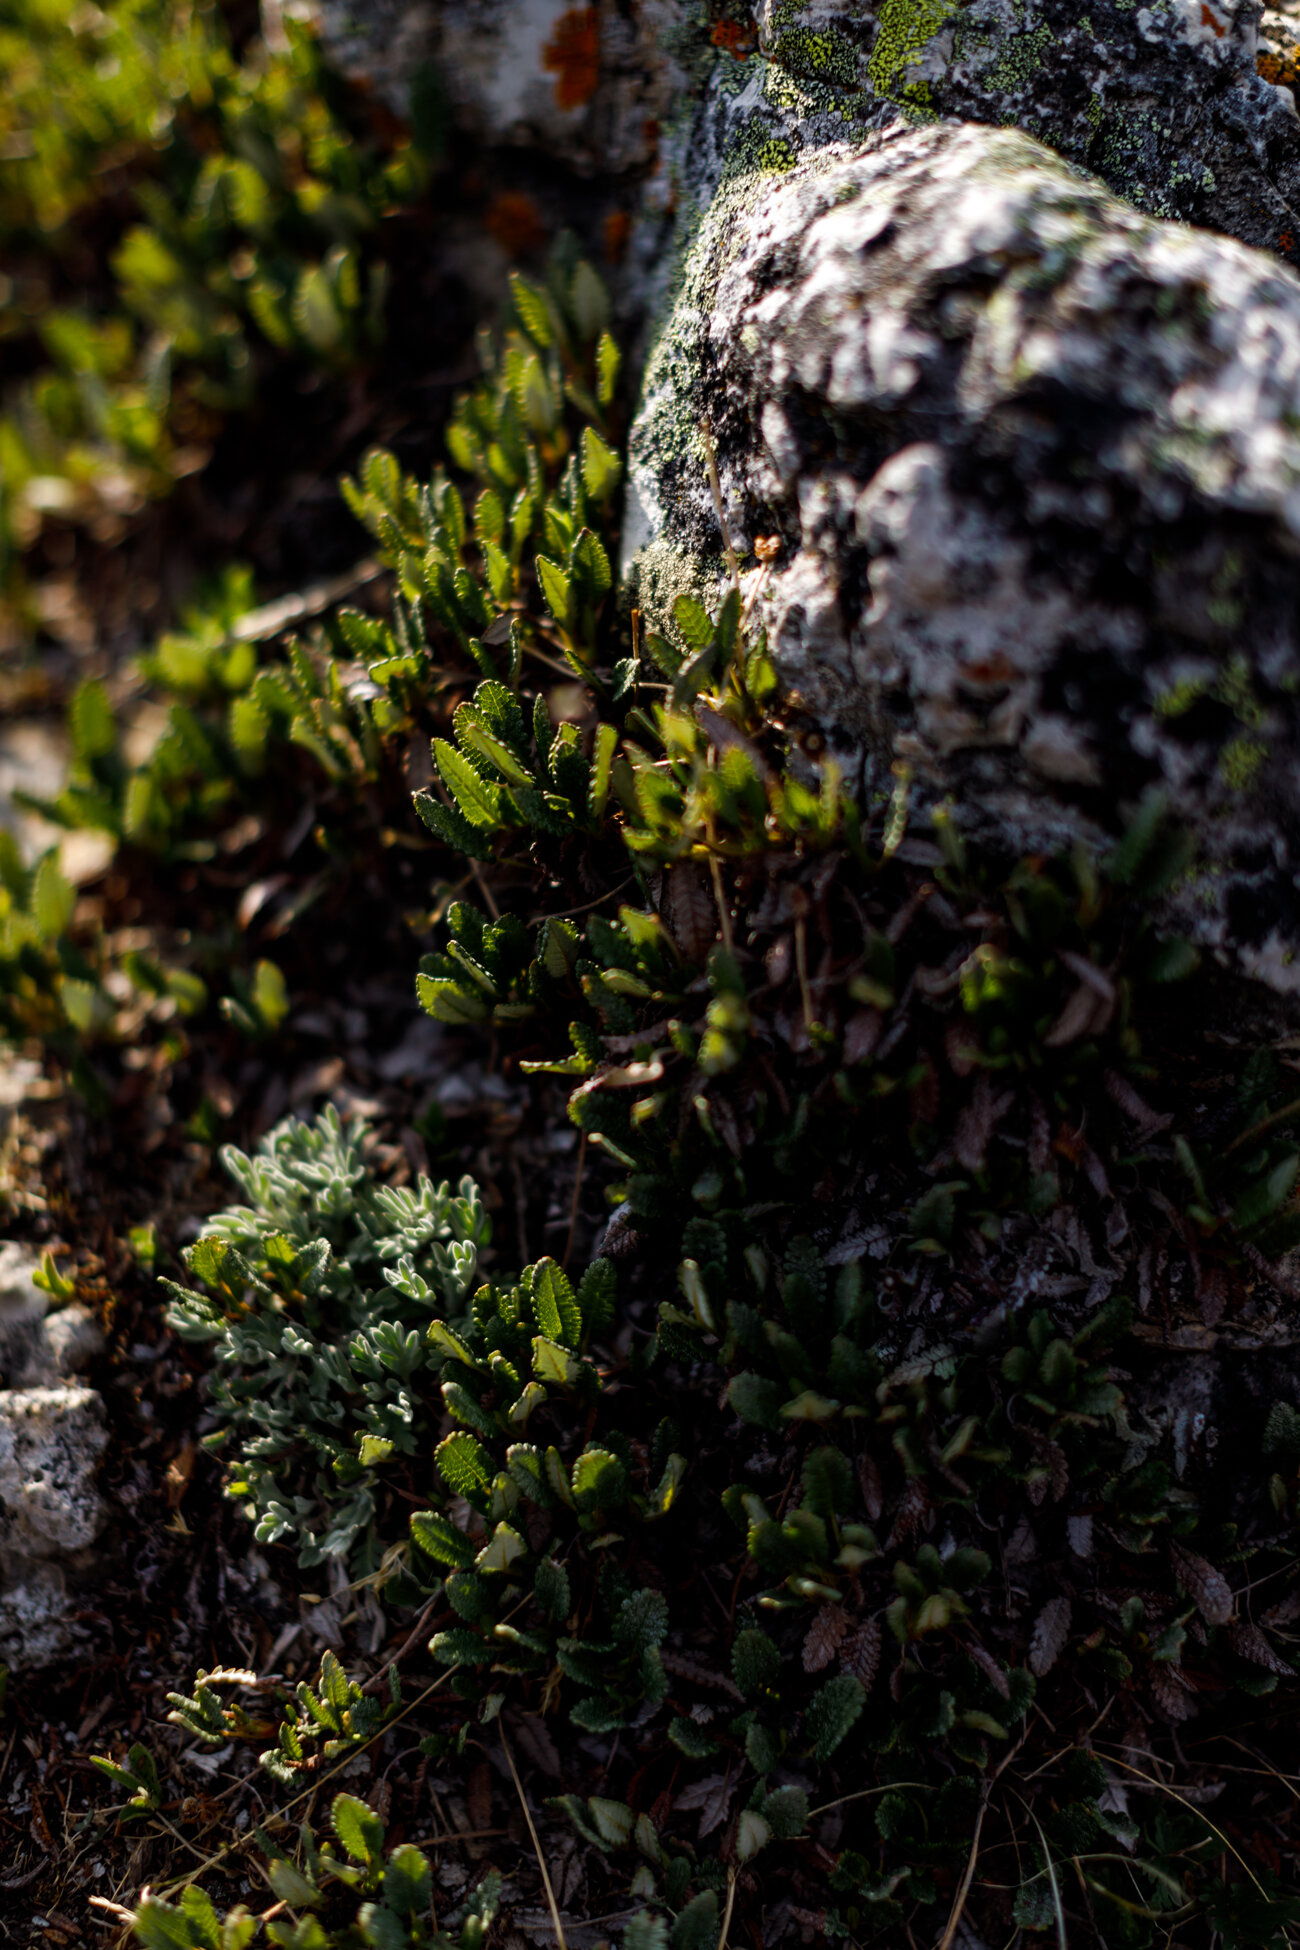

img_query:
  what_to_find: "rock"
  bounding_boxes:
[1263,0,1300,82]
[0,1385,109,1668]
[853,0,1300,264]
[0,1387,108,1558]
[0,1243,104,1388]
[0,1251,109,1665]
[0,1243,47,1387]
[41,1306,106,1381]
[308,2,1300,269]
[309,0,683,176]
[626,118,1300,993]
[0,1559,97,1672]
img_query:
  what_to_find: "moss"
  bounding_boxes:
[1153,676,1210,719]
[984,22,1054,96]
[1216,654,1264,726]
[1218,735,1268,793]
[868,0,960,100]
[771,27,859,90]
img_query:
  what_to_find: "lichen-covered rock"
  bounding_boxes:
[627,119,1300,992]
[852,0,1300,263]
[310,0,1300,272]
[311,0,685,176]
[0,1387,108,1559]
[0,1385,109,1668]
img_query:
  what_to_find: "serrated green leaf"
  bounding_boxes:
[805,1672,865,1760]
[410,1508,475,1569]
[673,594,715,655]
[69,678,116,761]
[436,1431,493,1500]
[580,426,620,504]
[535,554,572,630]
[569,261,610,341]
[433,739,505,829]
[596,332,620,409]
[530,1257,583,1348]
[510,271,554,347]
[332,1790,384,1866]
[570,526,611,601]
[31,853,75,940]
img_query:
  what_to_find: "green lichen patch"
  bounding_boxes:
[868,0,961,100]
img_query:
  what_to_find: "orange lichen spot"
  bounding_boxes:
[485,190,547,256]
[1200,3,1225,35]
[1280,230,1296,256]
[543,7,601,112]
[1259,49,1300,88]
[958,651,1016,688]
[603,208,631,263]
[710,17,757,58]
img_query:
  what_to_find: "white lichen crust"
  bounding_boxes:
[0,1384,110,1668]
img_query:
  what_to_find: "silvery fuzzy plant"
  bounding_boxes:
[163,1106,491,1571]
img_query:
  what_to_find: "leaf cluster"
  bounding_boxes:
[129,1791,499,1950]
[1,0,433,595]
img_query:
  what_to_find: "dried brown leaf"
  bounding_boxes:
[1226,1621,1293,1675]
[1104,1068,1173,1136]
[953,1073,1014,1175]
[802,1603,850,1673]
[944,1021,981,1078]
[511,1714,562,1779]
[1058,950,1116,1002]
[885,881,935,945]
[1263,1588,1300,1628]
[1028,1596,1072,1677]
[1169,1542,1233,1628]
[1198,1264,1228,1330]
[840,1615,883,1691]
[910,1057,941,1126]
[664,862,716,961]
[675,1770,734,1839]
[886,1476,930,1549]
[969,1640,1011,1698]
[1028,1094,1052,1174]
[844,1008,883,1066]
[467,1761,492,1833]
[660,1651,745,1701]
[858,1450,884,1524]
[706,1090,743,1159]
[1147,1662,1197,1722]
[1043,983,1109,1048]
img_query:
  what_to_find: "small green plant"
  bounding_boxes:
[1,0,436,601]
[0,247,626,1120]
[168,1650,401,1786]
[91,1741,163,1821]
[128,1793,500,1950]
[14,239,1300,1944]
[162,1105,492,1570]
[167,1104,687,1746]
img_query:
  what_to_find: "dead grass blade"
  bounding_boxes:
[1096,1747,1272,1899]
[500,1717,567,1950]
[718,1864,738,1950]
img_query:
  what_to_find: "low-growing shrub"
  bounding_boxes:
[1,0,437,604]
[11,248,1300,1945]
